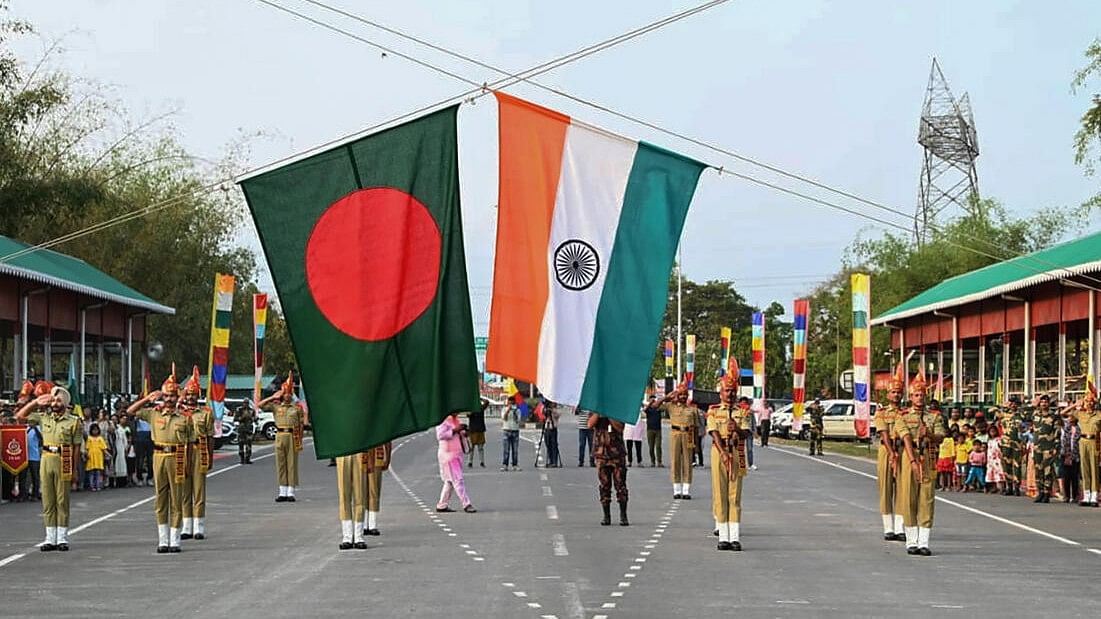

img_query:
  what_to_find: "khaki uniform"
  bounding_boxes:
[183,406,214,524]
[663,402,698,492]
[266,402,304,496]
[366,443,391,513]
[1079,408,1101,502]
[26,411,83,532]
[708,404,750,544]
[135,406,193,548]
[894,406,943,550]
[337,454,368,544]
[874,403,901,534]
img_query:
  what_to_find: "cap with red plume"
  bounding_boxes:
[34,380,54,397]
[282,370,296,397]
[161,362,179,395]
[18,380,34,400]
[183,365,202,397]
[889,363,905,391]
[909,368,927,393]
[719,373,738,390]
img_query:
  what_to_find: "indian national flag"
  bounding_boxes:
[486,93,705,423]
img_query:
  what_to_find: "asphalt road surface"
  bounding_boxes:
[2,420,1100,618]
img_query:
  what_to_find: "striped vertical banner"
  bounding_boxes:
[851,274,871,439]
[685,334,696,397]
[718,327,731,377]
[751,312,765,400]
[206,273,235,437]
[792,299,809,432]
[664,339,674,378]
[253,294,269,404]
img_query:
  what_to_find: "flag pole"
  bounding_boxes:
[676,245,683,381]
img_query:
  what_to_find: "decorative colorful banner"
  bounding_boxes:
[664,339,674,378]
[1,425,28,475]
[206,273,235,436]
[751,312,765,400]
[792,299,809,432]
[685,334,696,396]
[253,294,269,404]
[851,274,871,439]
[719,327,731,377]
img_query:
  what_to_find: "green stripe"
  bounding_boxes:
[215,311,232,329]
[578,141,705,423]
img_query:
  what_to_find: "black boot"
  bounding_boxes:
[601,504,611,526]
[619,502,629,526]
[1034,492,1045,503]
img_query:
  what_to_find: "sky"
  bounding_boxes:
[10,0,1101,335]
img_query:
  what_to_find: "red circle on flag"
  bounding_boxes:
[305,187,441,341]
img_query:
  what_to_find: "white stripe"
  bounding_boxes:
[216,291,234,311]
[537,123,637,405]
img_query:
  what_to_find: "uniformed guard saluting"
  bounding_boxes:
[258,371,306,503]
[128,366,194,554]
[15,382,83,552]
[180,366,214,540]
[659,383,698,500]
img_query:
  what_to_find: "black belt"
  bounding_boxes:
[671,425,692,432]
[153,444,181,453]
[1082,434,1098,440]
[276,427,294,433]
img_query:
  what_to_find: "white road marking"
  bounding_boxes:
[540,473,548,481]
[771,446,1091,551]
[611,591,624,597]
[527,602,542,609]
[0,442,286,569]
[776,600,810,605]
[552,533,569,556]
[546,505,559,520]
[629,565,641,570]
[932,605,964,609]
[542,486,553,497]
[618,582,630,588]
[640,551,651,556]
[0,554,26,568]
[473,556,485,561]
[1088,549,1101,556]
[514,591,528,598]
[602,602,616,609]
[625,573,636,578]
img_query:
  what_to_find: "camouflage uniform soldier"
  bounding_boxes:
[235,405,255,465]
[588,412,629,526]
[807,399,824,456]
[1000,397,1024,496]
[875,367,904,541]
[1077,391,1101,507]
[1031,395,1060,503]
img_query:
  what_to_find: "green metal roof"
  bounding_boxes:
[873,231,1101,324]
[0,235,174,314]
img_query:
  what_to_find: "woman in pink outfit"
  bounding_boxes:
[436,414,477,513]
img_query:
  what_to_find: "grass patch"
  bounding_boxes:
[768,436,877,460]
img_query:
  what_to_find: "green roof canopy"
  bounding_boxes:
[0,235,174,314]
[873,231,1101,325]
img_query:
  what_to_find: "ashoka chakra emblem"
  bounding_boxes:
[554,239,600,291]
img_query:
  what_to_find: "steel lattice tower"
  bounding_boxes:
[915,58,980,243]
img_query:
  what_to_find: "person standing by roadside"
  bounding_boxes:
[1078,391,1101,507]
[807,399,825,456]
[758,401,773,447]
[1031,394,1061,503]
[577,408,595,467]
[543,401,562,467]
[133,413,153,487]
[466,399,487,468]
[501,401,521,472]
[624,407,646,467]
[1060,411,1081,504]
[113,414,130,488]
[644,396,663,467]
[85,425,108,491]
[694,408,706,467]
[25,421,42,500]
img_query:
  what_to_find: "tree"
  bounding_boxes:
[0,9,295,383]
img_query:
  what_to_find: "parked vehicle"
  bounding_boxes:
[771,400,879,440]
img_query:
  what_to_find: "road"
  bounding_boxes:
[2,421,1100,618]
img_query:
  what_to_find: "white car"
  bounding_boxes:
[771,400,879,439]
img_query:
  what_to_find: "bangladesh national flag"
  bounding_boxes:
[239,106,480,458]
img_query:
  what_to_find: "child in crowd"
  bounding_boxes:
[85,424,108,492]
[964,441,987,491]
[955,427,973,491]
[986,425,1005,494]
[936,431,956,491]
